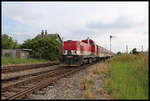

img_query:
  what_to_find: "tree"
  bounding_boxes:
[2,34,18,49]
[131,48,139,55]
[20,37,61,60]
[20,39,32,49]
[117,51,122,55]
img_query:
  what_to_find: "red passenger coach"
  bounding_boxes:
[59,38,112,66]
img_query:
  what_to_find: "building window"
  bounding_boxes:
[21,53,24,57]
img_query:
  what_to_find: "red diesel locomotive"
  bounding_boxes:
[59,38,112,66]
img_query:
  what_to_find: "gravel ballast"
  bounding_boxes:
[26,62,107,100]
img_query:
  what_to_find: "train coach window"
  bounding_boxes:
[67,40,72,42]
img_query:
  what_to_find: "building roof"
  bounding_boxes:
[2,49,32,51]
[21,49,32,51]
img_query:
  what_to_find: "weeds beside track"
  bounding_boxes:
[104,52,148,99]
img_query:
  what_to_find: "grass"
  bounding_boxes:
[79,75,96,98]
[80,76,93,90]
[2,56,51,65]
[104,52,148,99]
[84,89,96,99]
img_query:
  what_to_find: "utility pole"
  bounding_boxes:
[110,35,112,54]
[141,45,143,52]
[61,37,64,55]
[126,45,128,53]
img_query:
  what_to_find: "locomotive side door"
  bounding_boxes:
[80,45,84,55]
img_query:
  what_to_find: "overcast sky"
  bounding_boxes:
[2,2,149,53]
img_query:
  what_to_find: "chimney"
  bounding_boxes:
[41,29,44,38]
[45,30,47,36]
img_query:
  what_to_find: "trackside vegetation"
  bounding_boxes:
[2,56,51,65]
[20,36,62,60]
[104,52,148,99]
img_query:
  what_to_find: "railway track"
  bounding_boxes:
[2,65,59,81]
[2,62,59,73]
[1,62,95,100]
[2,66,64,91]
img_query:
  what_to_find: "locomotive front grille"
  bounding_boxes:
[67,50,72,55]
[59,55,81,66]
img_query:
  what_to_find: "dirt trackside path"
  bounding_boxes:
[26,62,111,99]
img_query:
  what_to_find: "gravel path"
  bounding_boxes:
[25,62,106,100]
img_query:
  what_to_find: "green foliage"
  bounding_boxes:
[117,51,121,55]
[20,37,61,60]
[2,34,18,49]
[106,53,148,99]
[2,56,50,65]
[130,48,139,55]
[4,53,10,57]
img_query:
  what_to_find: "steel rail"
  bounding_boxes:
[1,67,69,92]
[2,62,59,73]
[2,65,59,81]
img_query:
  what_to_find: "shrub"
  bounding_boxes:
[4,53,10,57]
[20,36,61,60]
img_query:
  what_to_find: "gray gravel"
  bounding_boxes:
[25,62,106,100]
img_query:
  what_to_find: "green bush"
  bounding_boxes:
[4,53,10,57]
[130,48,139,55]
[20,36,61,60]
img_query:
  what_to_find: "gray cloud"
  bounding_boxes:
[86,16,143,29]
[2,2,148,53]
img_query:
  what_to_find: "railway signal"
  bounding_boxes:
[109,35,116,54]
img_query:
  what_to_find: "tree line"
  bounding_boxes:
[2,34,19,49]
[117,48,140,55]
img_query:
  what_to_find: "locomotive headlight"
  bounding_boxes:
[74,50,77,53]
[63,50,67,55]
[73,50,77,55]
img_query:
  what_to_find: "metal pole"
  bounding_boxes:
[142,45,143,52]
[110,35,112,54]
[61,37,64,55]
[126,45,128,53]
[110,37,111,52]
